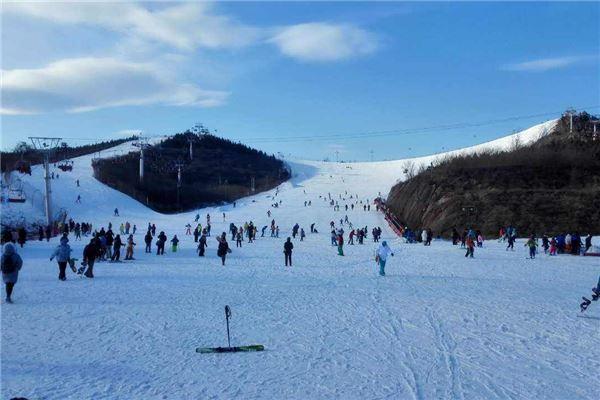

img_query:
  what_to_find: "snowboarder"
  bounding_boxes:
[580,276,600,312]
[50,236,72,281]
[284,237,294,266]
[2,243,23,303]
[376,241,394,276]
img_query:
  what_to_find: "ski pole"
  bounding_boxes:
[225,305,232,348]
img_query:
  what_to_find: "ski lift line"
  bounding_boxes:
[242,105,600,144]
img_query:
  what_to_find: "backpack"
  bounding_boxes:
[1,255,16,274]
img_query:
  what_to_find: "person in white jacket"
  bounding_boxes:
[376,241,394,276]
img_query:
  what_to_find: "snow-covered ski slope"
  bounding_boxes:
[2,119,599,400]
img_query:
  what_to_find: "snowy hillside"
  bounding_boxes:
[2,119,599,400]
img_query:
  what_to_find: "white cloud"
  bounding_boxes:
[3,2,260,51]
[1,57,229,114]
[269,23,378,62]
[503,56,589,72]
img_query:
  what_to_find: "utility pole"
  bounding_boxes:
[174,161,185,209]
[188,137,194,160]
[29,137,61,226]
[591,121,599,141]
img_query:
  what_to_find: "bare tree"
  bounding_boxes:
[402,160,416,179]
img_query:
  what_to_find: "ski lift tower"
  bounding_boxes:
[29,136,62,226]
[132,137,150,184]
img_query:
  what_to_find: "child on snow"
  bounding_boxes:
[525,236,538,259]
[171,235,179,252]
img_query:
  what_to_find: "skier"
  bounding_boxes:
[375,241,394,276]
[76,179,80,187]
[76,195,82,203]
[2,243,23,303]
[261,226,267,237]
[50,236,72,281]
[132,224,137,235]
[284,237,294,266]
[300,228,306,242]
[125,235,136,260]
[112,234,123,262]
[349,229,355,245]
[217,233,231,266]
[114,208,119,217]
[195,213,200,222]
[193,226,200,242]
[198,233,207,257]
[506,235,516,251]
[542,234,549,254]
[585,234,593,253]
[549,237,558,256]
[525,236,538,259]
[465,235,475,258]
[185,224,192,235]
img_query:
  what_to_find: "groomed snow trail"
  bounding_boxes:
[2,120,599,399]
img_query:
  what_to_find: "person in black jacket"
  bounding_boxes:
[284,237,294,266]
[82,239,98,278]
[112,234,123,261]
[2,243,23,303]
[156,231,167,255]
[198,233,207,257]
[217,233,230,266]
[144,231,152,253]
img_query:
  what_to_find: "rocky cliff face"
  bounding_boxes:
[386,114,600,238]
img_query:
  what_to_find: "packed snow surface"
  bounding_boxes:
[2,119,599,399]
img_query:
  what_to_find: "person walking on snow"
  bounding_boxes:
[198,233,207,257]
[525,236,537,259]
[376,241,394,276]
[2,243,23,303]
[465,236,475,258]
[284,237,294,266]
[50,236,72,281]
[112,234,123,261]
[337,233,344,256]
[144,231,152,253]
[216,233,231,266]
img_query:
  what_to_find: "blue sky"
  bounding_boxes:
[2,1,599,160]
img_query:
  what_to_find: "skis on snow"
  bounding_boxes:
[196,305,264,354]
